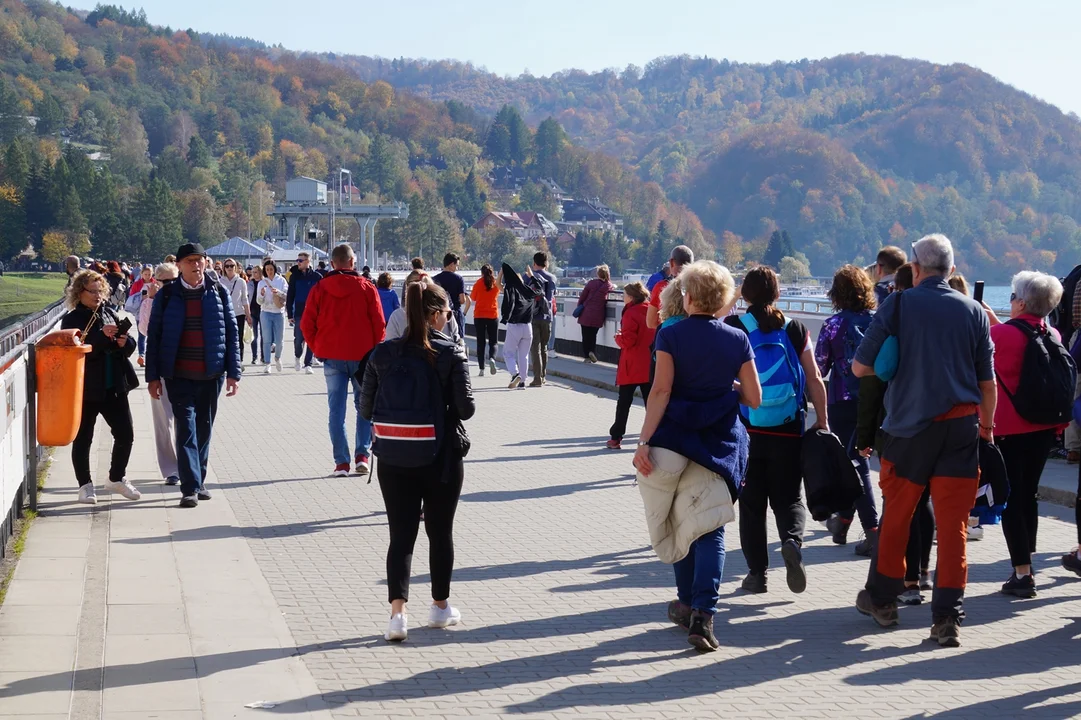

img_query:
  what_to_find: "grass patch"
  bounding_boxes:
[0,272,68,328]
[0,510,38,607]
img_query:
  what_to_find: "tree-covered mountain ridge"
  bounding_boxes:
[320,52,1081,279]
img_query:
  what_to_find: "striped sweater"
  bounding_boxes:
[174,285,208,379]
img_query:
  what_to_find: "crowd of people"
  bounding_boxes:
[56,232,1081,651]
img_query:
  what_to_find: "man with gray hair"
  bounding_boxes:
[851,233,995,647]
[646,244,694,330]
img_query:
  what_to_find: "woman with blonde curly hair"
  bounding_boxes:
[816,264,879,554]
[60,270,142,505]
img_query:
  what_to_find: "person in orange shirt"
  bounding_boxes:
[470,264,501,376]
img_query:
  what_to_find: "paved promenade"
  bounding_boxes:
[3,341,1081,718]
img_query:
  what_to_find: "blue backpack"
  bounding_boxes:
[840,311,873,397]
[739,313,806,429]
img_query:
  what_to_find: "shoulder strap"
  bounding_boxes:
[1005,317,1040,339]
[739,313,758,333]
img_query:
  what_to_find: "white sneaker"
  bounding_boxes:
[264,363,272,374]
[275,359,283,372]
[968,525,984,541]
[428,603,461,629]
[305,366,314,375]
[385,613,408,642]
[294,358,302,372]
[310,359,322,368]
[488,359,497,375]
[105,479,141,501]
[78,484,97,505]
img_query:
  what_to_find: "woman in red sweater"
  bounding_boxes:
[607,282,656,449]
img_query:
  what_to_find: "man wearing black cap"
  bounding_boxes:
[145,242,241,508]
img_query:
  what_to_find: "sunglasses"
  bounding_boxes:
[910,242,920,265]
[1010,292,1019,302]
[224,264,235,269]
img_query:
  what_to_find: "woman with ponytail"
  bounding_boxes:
[470,263,501,376]
[360,282,475,643]
[724,266,829,596]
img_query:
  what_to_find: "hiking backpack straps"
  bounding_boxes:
[996,318,1076,425]
[739,313,805,429]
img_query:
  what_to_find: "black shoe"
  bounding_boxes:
[1000,573,1036,598]
[741,572,767,594]
[928,617,961,647]
[854,528,878,557]
[179,495,198,508]
[686,610,719,652]
[164,475,179,486]
[856,588,899,627]
[197,489,212,501]
[667,600,692,630]
[1062,552,1081,577]
[826,514,850,545]
[781,539,807,593]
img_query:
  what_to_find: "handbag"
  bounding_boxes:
[572,304,584,319]
[242,321,254,346]
[874,293,902,381]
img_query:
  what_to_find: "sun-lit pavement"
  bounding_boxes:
[5,338,1081,718]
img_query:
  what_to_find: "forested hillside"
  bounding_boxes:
[0,1,708,269]
[331,53,1081,279]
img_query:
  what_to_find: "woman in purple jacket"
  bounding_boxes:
[576,264,616,363]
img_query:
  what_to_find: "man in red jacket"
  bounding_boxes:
[301,243,386,476]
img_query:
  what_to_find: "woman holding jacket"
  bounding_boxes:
[607,282,655,450]
[360,282,475,643]
[61,270,142,505]
[499,262,536,389]
[576,264,615,363]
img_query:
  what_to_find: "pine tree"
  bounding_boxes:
[763,230,784,268]
[187,135,211,168]
[2,141,30,191]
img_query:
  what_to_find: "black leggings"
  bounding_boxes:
[378,455,465,603]
[1000,429,1056,567]
[904,487,934,582]
[610,383,650,441]
[581,326,600,357]
[250,306,263,362]
[475,318,498,368]
[72,394,134,486]
[235,314,246,363]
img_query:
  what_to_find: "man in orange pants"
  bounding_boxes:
[852,234,996,647]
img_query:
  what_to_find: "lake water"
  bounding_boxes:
[983,285,1011,311]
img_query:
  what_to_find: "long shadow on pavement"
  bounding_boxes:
[461,475,634,503]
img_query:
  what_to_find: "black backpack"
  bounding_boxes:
[996,319,1077,425]
[370,345,446,468]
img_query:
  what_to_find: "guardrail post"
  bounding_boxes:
[26,342,37,514]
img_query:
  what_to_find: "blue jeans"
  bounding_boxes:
[324,359,372,464]
[261,312,284,362]
[829,400,879,531]
[165,376,224,497]
[673,526,726,615]
[293,302,314,365]
[137,331,146,357]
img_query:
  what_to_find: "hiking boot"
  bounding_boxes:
[508,374,522,389]
[667,599,692,630]
[105,479,142,501]
[854,528,878,557]
[528,378,543,387]
[781,539,807,593]
[928,618,961,647]
[826,514,851,545]
[1001,573,1036,599]
[331,463,350,477]
[78,484,97,505]
[741,572,767,594]
[686,610,719,652]
[605,439,621,450]
[354,455,370,476]
[179,495,198,508]
[1062,551,1081,576]
[856,588,899,627]
[898,587,924,606]
[488,359,497,375]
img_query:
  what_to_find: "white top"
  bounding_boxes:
[257,275,288,314]
[384,307,460,343]
[221,274,249,317]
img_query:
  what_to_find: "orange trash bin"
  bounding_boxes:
[36,329,92,447]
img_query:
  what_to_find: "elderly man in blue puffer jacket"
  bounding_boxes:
[145,242,241,509]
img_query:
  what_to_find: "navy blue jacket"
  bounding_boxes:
[145,278,241,383]
[287,266,321,318]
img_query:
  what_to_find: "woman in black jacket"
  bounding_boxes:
[360,282,475,643]
[60,270,142,505]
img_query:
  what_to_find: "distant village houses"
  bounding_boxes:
[471,210,558,242]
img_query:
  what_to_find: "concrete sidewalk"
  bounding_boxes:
[0,389,332,719]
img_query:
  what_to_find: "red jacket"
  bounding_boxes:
[615,301,655,385]
[300,270,385,361]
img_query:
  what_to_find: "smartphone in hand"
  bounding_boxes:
[973,281,985,303]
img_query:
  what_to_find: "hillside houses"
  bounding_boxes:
[472,211,558,241]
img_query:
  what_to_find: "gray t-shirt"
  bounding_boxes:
[854,277,994,438]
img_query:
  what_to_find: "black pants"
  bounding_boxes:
[250,305,263,362]
[581,325,600,358]
[293,301,314,365]
[235,314,246,363]
[610,383,650,441]
[904,487,934,582]
[377,455,465,603]
[475,318,498,368]
[72,394,134,486]
[739,433,806,574]
[1000,429,1056,567]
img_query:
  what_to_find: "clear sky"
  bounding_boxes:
[119,0,1081,116]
